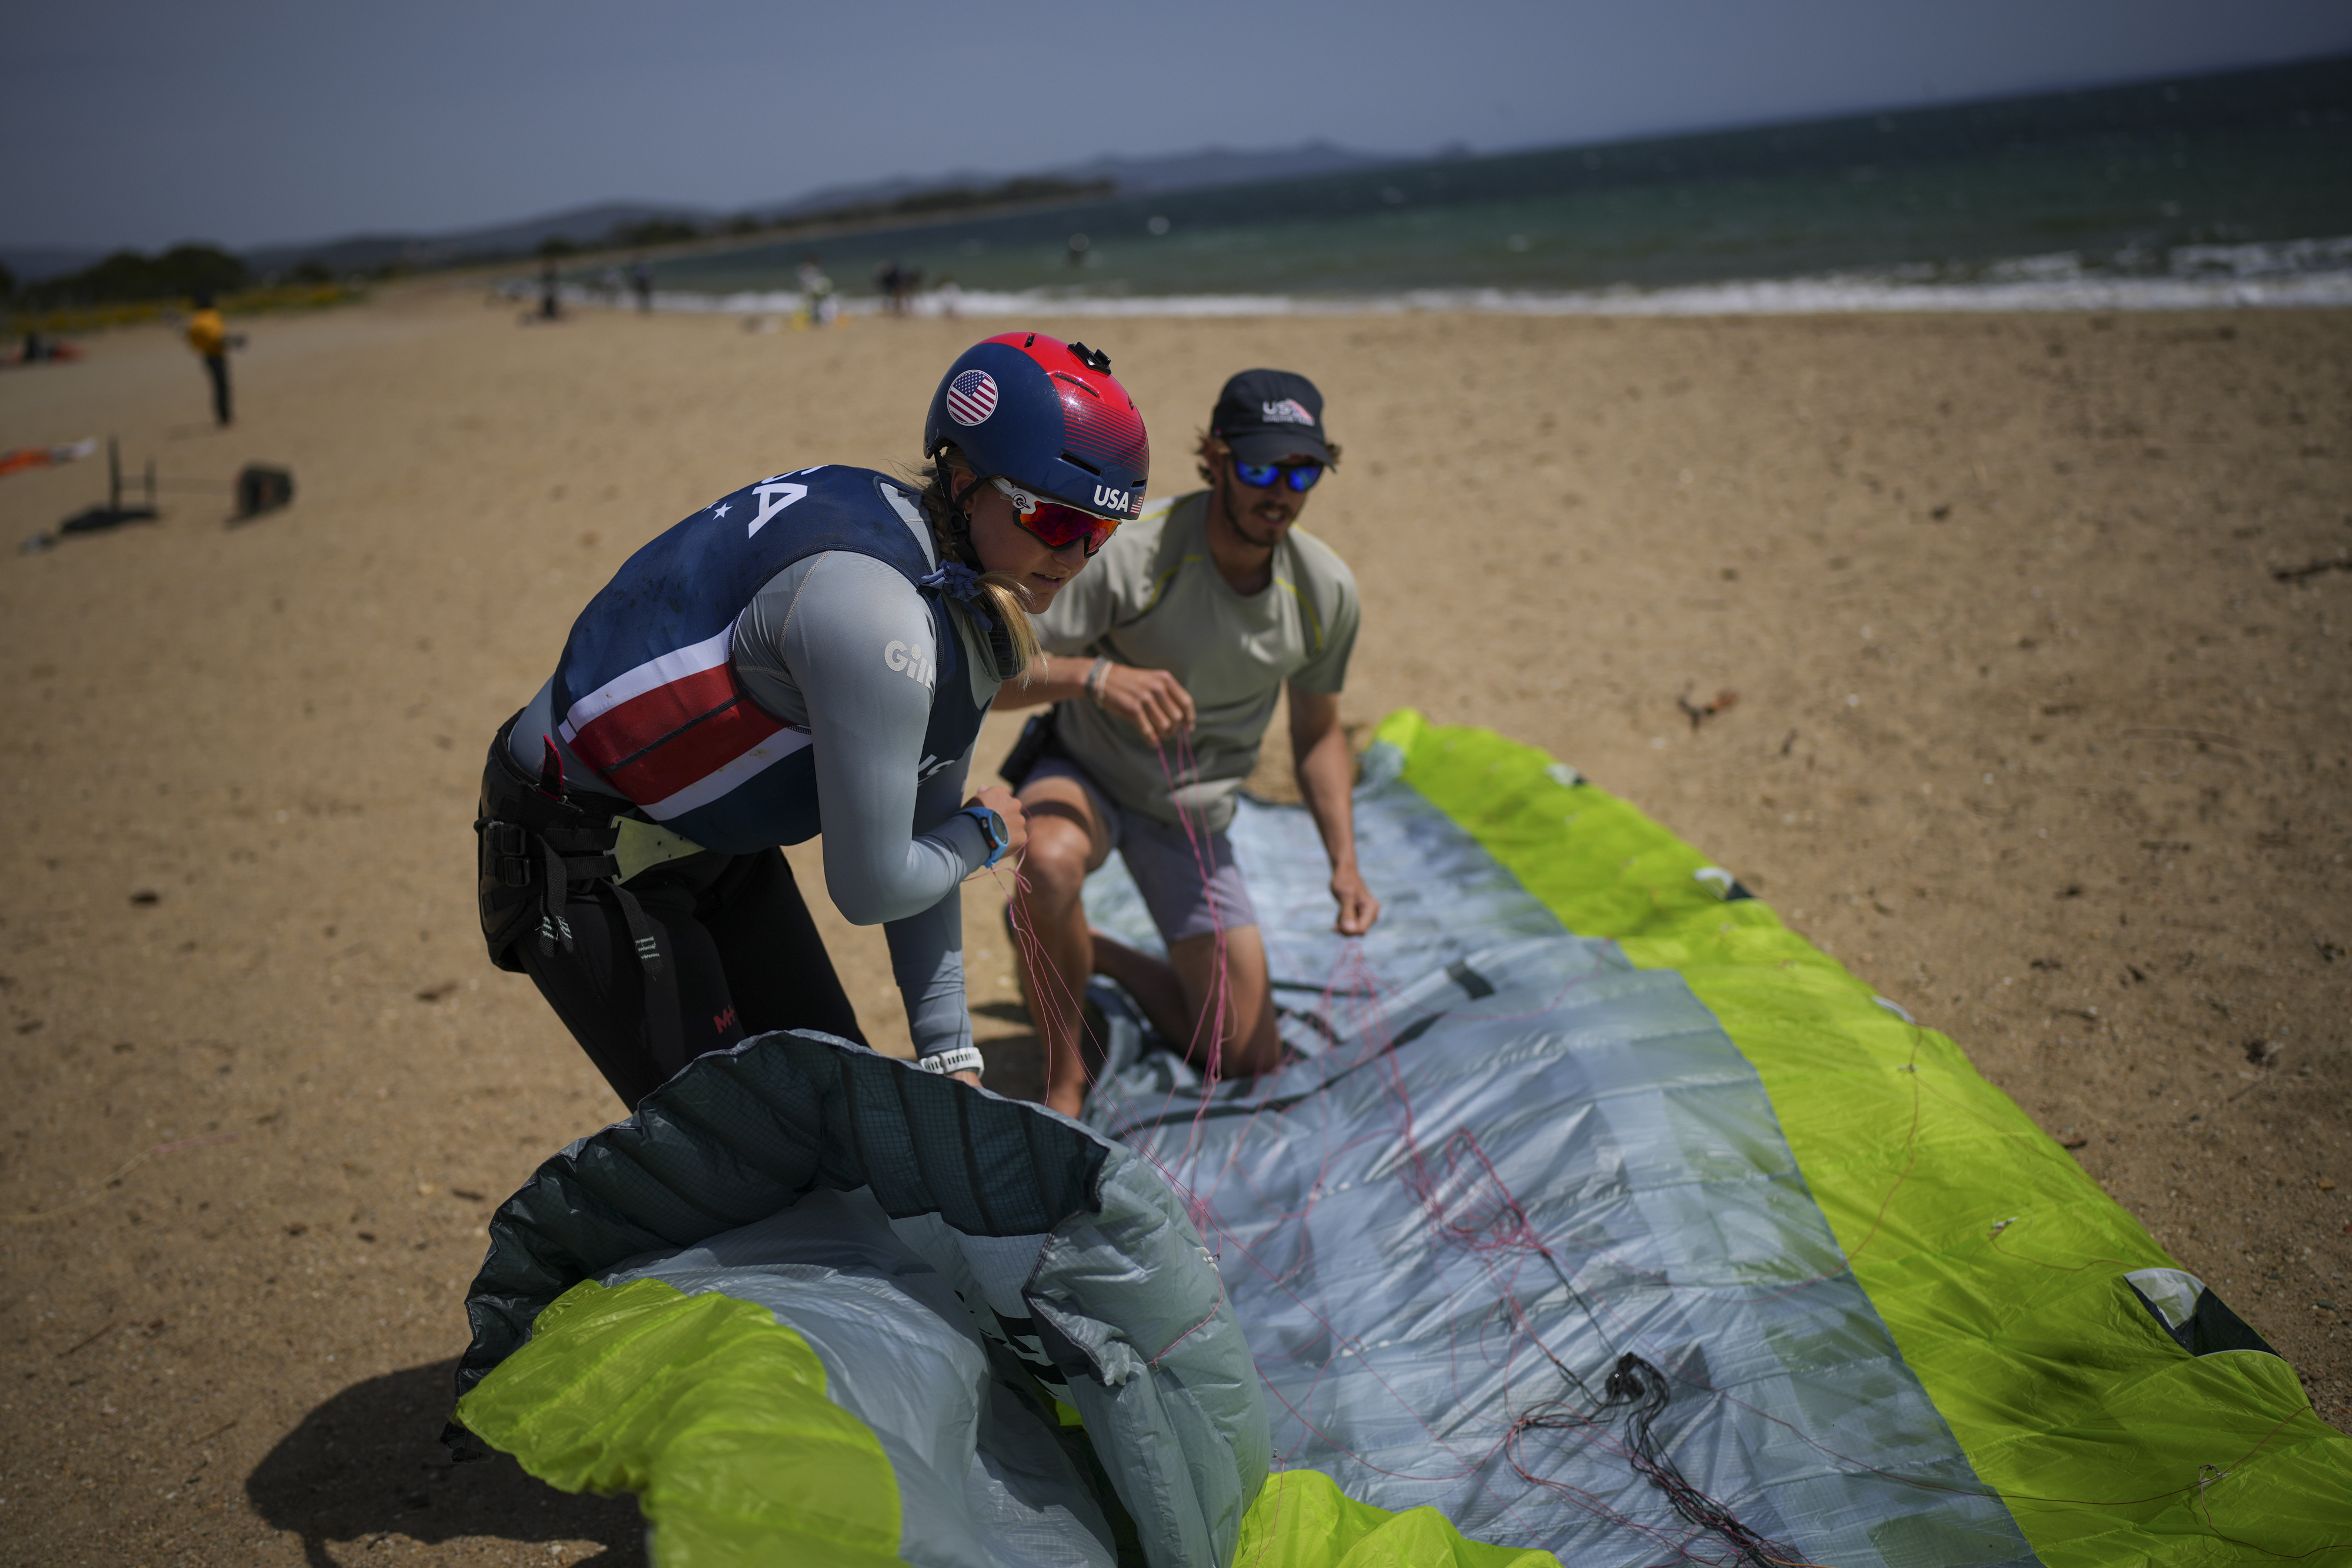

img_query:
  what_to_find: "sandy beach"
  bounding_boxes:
[1,285,2345,1564]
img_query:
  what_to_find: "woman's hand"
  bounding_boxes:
[966,785,1030,856]
[1098,664,1195,744]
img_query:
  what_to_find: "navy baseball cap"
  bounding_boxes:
[1210,369,1334,466]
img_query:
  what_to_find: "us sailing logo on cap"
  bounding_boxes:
[946,370,999,426]
[1260,398,1315,424]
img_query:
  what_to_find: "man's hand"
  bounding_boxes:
[1289,687,1380,937]
[1098,663,1195,744]
[966,785,1030,856]
[953,1069,981,1088]
[1330,862,1380,937]
[993,656,1195,744]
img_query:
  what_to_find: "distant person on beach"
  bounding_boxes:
[797,255,835,326]
[874,259,921,316]
[537,257,563,321]
[185,289,234,426]
[630,258,653,313]
[472,333,1148,1106]
[997,369,1374,1116]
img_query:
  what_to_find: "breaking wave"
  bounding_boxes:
[566,235,2352,319]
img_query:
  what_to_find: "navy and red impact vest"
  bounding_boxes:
[549,466,988,855]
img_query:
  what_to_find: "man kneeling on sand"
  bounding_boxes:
[999,369,1379,1115]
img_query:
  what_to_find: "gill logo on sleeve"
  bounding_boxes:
[884,638,935,690]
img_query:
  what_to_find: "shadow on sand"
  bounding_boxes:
[974,1008,1046,1104]
[245,1358,646,1567]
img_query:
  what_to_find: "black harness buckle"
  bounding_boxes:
[479,820,534,887]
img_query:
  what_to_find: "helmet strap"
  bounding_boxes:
[935,458,988,570]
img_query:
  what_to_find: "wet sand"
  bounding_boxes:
[0,285,2345,1564]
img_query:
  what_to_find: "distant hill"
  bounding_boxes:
[241,202,717,276]
[221,143,1405,276]
[1047,142,1412,195]
[748,141,1406,221]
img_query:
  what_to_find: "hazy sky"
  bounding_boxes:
[7,0,2346,251]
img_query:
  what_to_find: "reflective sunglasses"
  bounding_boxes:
[1232,459,1324,493]
[988,475,1121,556]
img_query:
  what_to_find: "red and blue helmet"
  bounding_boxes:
[924,332,1149,521]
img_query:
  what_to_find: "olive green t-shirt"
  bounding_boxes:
[1034,490,1359,830]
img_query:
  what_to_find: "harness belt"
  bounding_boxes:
[476,712,686,1075]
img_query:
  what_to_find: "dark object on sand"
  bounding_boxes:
[18,440,293,552]
[24,438,157,551]
[2273,553,2352,584]
[1678,686,1740,730]
[236,464,295,519]
[11,330,82,365]
[57,437,158,536]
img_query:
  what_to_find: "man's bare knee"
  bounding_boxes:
[1017,818,1094,904]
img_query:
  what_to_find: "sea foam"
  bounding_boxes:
[540,235,2352,319]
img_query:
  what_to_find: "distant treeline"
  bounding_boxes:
[4,172,1123,305]
[4,243,272,308]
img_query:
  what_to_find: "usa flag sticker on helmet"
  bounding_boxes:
[946,370,999,426]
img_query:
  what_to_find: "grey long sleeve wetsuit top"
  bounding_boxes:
[513,550,1000,1061]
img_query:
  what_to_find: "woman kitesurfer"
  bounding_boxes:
[474,333,1150,1104]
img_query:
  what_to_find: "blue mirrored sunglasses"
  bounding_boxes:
[1233,460,1323,493]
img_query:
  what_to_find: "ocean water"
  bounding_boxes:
[593,57,2352,315]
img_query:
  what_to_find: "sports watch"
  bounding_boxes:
[959,804,1011,868]
[917,1045,986,1078]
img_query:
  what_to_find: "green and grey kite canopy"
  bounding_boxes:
[450,713,2352,1566]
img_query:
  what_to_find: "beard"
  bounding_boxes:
[1218,482,1292,547]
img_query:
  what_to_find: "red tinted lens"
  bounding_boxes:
[1019,502,1120,555]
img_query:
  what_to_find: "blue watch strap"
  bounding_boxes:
[957,804,1010,868]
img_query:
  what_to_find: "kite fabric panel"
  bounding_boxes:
[449,712,2352,1567]
[1365,713,2352,1562]
[449,1030,1274,1568]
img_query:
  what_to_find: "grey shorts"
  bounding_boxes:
[1027,756,1257,945]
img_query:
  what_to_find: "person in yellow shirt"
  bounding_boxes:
[185,290,232,426]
